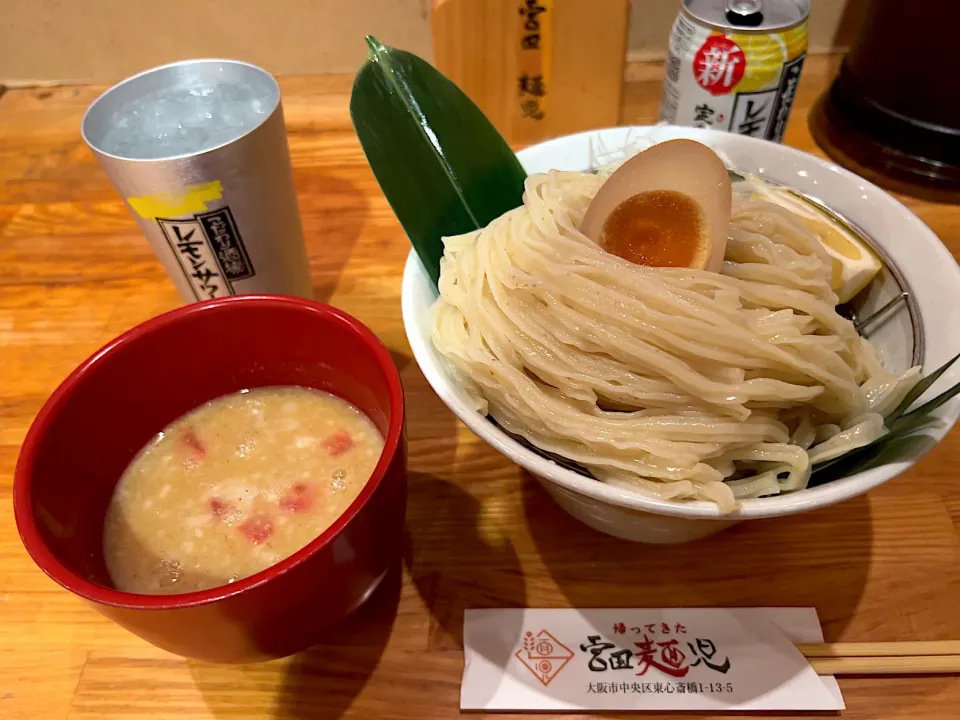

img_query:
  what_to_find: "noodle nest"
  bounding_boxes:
[432,170,918,511]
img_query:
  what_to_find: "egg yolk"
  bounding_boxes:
[599,190,705,267]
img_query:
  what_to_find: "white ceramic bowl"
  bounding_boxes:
[401,125,960,543]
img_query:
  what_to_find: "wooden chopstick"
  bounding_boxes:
[808,655,960,675]
[798,641,960,658]
[796,642,960,675]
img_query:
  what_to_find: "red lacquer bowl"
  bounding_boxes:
[13,295,406,663]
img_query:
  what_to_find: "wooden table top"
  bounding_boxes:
[2,54,959,720]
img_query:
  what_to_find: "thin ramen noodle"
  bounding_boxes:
[432,170,918,511]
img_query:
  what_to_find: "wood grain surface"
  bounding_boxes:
[2,54,959,720]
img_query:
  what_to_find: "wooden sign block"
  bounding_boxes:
[432,0,630,144]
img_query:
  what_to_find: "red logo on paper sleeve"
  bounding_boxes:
[694,35,746,95]
[515,629,574,686]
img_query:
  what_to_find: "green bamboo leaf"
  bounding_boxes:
[885,412,943,439]
[809,435,891,482]
[810,417,936,478]
[809,353,960,487]
[808,432,939,487]
[350,35,527,287]
[887,352,960,422]
[892,368,960,425]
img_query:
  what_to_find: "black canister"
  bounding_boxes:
[812,0,960,201]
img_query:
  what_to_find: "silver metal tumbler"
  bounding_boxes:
[82,59,312,302]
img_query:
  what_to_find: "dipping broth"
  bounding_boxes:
[103,386,385,594]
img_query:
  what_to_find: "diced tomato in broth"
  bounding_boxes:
[209,497,233,519]
[322,430,354,457]
[238,516,274,544]
[180,427,206,460]
[279,483,313,513]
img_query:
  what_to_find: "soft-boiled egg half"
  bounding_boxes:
[580,139,732,272]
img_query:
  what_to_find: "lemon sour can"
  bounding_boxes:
[660,0,809,142]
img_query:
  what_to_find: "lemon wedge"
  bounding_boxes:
[745,183,882,304]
